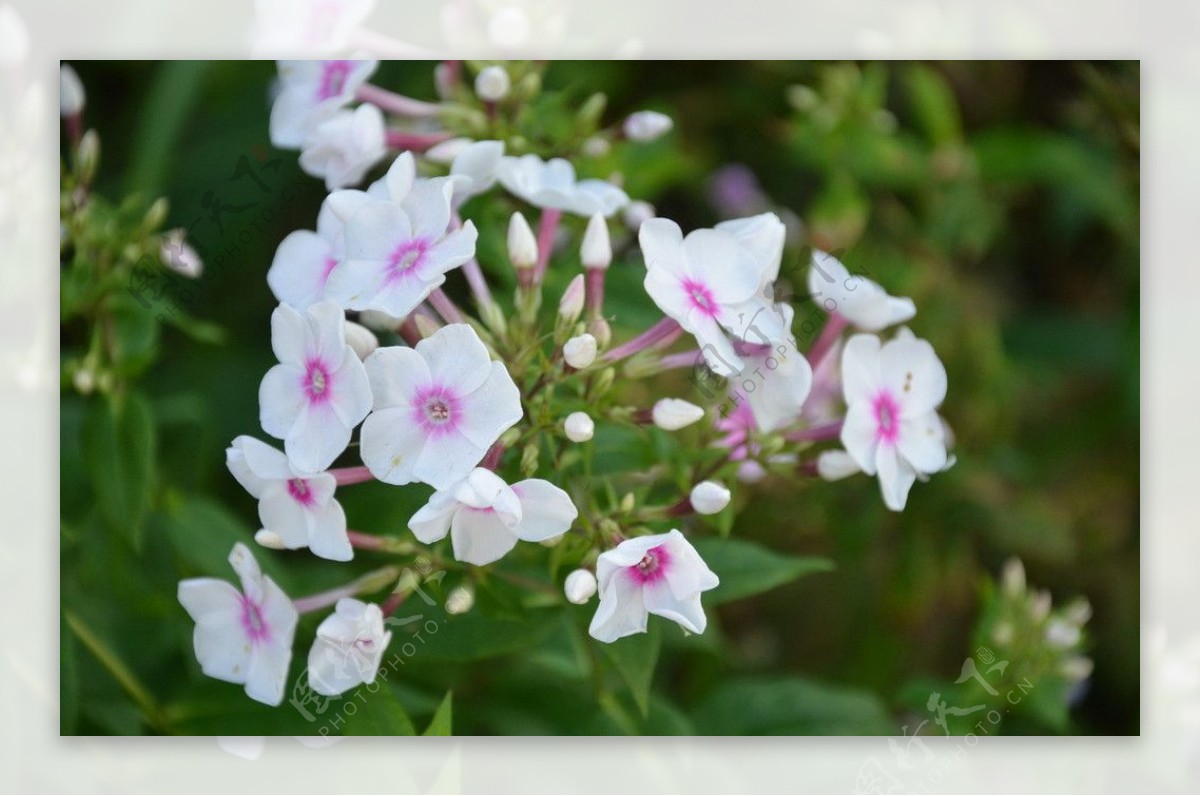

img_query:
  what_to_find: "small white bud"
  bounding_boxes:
[474,65,511,103]
[1045,618,1081,649]
[343,320,378,360]
[358,309,404,333]
[623,110,673,142]
[424,136,475,165]
[564,411,594,443]
[72,367,95,395]
[1060,655,1094,683]
[1064,598,1092,627]
[622,200,655,231]
[60,63,85,117]
[507,211,538,270]
[580,213,612,270]
[564,569,597,604]
[254,529,286,550]
[160,229,203,278]
[563,333,597,369]
[736,460,766,483]
[690,480,731,515]
[582,136,611,158]
[445,585,475,615]
[1030,590,1053,623]
[1001,558,1026,598]
[816,449,861,481]
[652,398,705,431]
[558,274,585,324]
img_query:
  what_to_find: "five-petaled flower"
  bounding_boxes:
[307,598,392,696]
[409,467,578,566]
[497,153,629,217]
[178,542,298,706]
[259,300,372,474]
[840,328,949,510]
[267,195,347,310]
[226,435,353,561]
[808,250,916,332]
[269,59,378,150]
[299,103,387,190]
[589,529,719,643]
[360,323,522,490]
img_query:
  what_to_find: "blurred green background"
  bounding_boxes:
[61,61,1139,735]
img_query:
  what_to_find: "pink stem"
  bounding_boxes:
[603,318,684,363]
[532,208,562,284]
[785,419,844,443]
[329,465,374,486]
[399,316,422,345]
[435,60,461,99]
[381,590,407,618]
[293,583,360,615]
[384,130,454,152]
[586,267,606,317]
[480,443,504,470]
[347,530,387,550]
[427,287,465,324]
[659,350,703,370]
[356,83,440,118]
[807,313,848,371]
[462,258,494,308]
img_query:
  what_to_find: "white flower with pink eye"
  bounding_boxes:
[259,300,372,474]
[177,542,298,706]
[808,250,916,332]
[299,103,387,190]
[408,468,578,566]
[325,177,478,318]
[588,530,719,643]
[639,217,785,377]
[307,598,391,696]
[226,436,352,561]
[269,59,378,150]
[252,0,375,58]
[267,196,349,310]
[360,323,522,490]
[840,328,949,511]
[497,154,629,217]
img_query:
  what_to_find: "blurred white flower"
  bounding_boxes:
[623,110,673,142]
[270,59,377,149]
[474,65,511,102]
[160,229,204,279]
[808,250,916,332]
[307,599,391,696]
[299,103,387,190]
[498,154,629,217]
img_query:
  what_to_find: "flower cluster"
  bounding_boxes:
[178,60,956,708]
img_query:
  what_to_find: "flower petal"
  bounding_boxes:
[643,580,708,634]
[588,574,648,643]
[875,444,917,512]
[841,402,880,475]
[259,363,306,440]
[345,200,413,262]
[306,500,352,562]
[364,346,429,410]
[881,335,947,416]
[417,222,478,280]
[270,302,308,366]
[449,507,519,565]
[268,230,335,310]
[414,323,493,397]
[841,333,883,405]
[714,212,785,285]
[408,490,458,544]
[413,430,488,491]
[683,228,760,303]
[360,406,426,485]
[285,402,351,474]
[329,346,372,428]
[897,411,948,474]
[455,361,523,450]
[244,638,292,706]
[638,218,689,279]
[511,479,578,542]
[400,177,453,240]
[258,489,313,549]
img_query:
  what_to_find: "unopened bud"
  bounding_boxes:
[564,569,597,604]
[72,366,95,395]
[591,366,615,397]
[623,110,673,142]
[564,411,594,443]
[587,317,612,348]
[1001,558,1026,598]
[558,274,585,324]
[736,460,766,483]
[60,63,85,117]
[1030,590,1053,623]
[446,585,475,615]
[1064,598,1092,627]
[816,450,860,481]
[578,92,607,128]
[582,136,611,158]
[160,229,203,278]
[143,197,168,232]
[652,398,704,431]
[77,129,99,183]
[520,442,539,476]
[580,213,612,270]
[1045,618,1081,649]
[690,480,731,515]
[474,65,511,102]
[254,529,286,550]
[563,333,597,369]
[343,320,378,359]
[508,211,538,270]
[1061,656,1094,683]
[538,534,564,548]
[623,200,655,232]
[619,492,635,514]
[992,621,1014,647]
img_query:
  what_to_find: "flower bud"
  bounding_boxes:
[580,213,612,270]
[142,197,169,232]
[474,65,511,102]
[1001,558,1026,598]
[590,365,615,397]
[736,460,766,483]
[563,333,597,369]
[358,309,404,333]
[507,211,538,271]
[619,492,635,514]
[77,129,100,184]
[1064,597,1092,627]
[623,110,673,142]
[254,529,286,550]
[690,480,731,515]
[564,569,598,604]
[582,136,611,158]
[652,398,704,431]
[72,366,95,395]
[623,200,655,232]
[1030,590,1052,623]
[160,229,203,278]
[558,274,585,324]
[1045,618,1081,649]
[587,317,612,348]
[1061,656,1094,683]
[424,136,474,165]
[816,450,860,481]
[343,320,378,360]
[564,411,594,443]
[60,63,85,117]
[446,585,475,615]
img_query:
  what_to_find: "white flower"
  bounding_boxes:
[623,110,673,142]
[474,65,511,102]
[259,300,372,474]
[563,334,597,369]
[735,304,814,432]
[507,211,538,270]
[160,229,203,279]
[808,250,916,331]
[652,398,705,431]
[447,139,504,207]
[307,599,391,696]
[252,0,375,57]
[60,63,84,116]
[497,154,629,217]
[564,411,594,443]
[639,217,785,377]
[409,468,578,566]
[267,197,348,309]
[326,178,478,317]
[226,436,352,561]
[343,320,378,359]
[360,324,522,490]
[690,481,731,515]
[270,59,378,149]
[623,200,655,231]
[564,569,597,604]
[299,103,387,190]
[714,212,786,300]
[580,213,612,270]
[589,530,719,643]
[840,329,949,511]
[178,542,298,706]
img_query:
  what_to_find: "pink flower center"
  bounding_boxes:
[872,390,901,445]
[317,60,354,101]
[303,358,333,403]
[240,595,271,643]
[682,278,718,316]
[386,237,431,285]
[411,384,460,437]
[287,478,315,507]
[321,255,339,283]
[627,544,671,585]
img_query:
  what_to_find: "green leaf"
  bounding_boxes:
[904,63,963,146]
[157,495,276,585]
[691,676,894,735]
[82,391,156,550]
[599,622,660,717]
[342,685,417,736]
[422,691,454,736]
[691,537,833,606]
[160,309,227,345]
[415,609,559,662]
